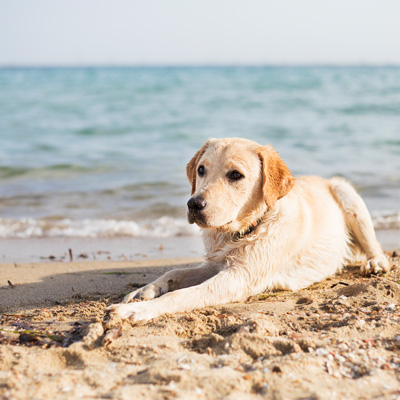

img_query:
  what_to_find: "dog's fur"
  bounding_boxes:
[109,137,389,322]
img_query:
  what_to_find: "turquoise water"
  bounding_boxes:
[0,66,399,238]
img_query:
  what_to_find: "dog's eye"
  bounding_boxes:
[228,170,244,181]
[197,166,205,177]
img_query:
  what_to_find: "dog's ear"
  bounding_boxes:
[186,141,210,195]
[256,145,295,209]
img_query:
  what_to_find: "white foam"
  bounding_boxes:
[372,212,400,230]
[0,212,398,239]
[0,217,200,239]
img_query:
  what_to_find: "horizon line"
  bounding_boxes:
[1,62,400,69]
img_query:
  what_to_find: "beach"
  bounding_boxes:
[1,66,400,398]
[1,229,399,264]
[1,248,400,399]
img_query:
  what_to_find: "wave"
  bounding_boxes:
[0,217,200,239]
[372,212,400,230]
[338,103,400,116]
[0,164,109,180]
[0,212,398,239]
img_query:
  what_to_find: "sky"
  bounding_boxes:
[1,0,400,66]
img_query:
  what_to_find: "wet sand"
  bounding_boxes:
[0,236,204,264]
[1,229,399,264]
[1,252,400,399]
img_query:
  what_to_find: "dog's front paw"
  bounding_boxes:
[123,284,165,303]
[106,302,155,323]
[360,255,390,276]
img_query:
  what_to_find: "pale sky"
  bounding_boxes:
[1,0,400,66]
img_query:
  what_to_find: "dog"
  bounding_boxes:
[109,137,389,322]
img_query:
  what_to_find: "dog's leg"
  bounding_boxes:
[330,177,389,275]
[122,262,221,303]
[108,265,252,322]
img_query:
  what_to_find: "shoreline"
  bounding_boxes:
[0,236,204,264]
[0,229,399,264]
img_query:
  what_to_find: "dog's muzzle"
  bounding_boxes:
[187,196,207,224]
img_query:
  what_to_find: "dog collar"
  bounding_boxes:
[233,214,265,241]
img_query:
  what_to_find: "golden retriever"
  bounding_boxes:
[109,137,389,322]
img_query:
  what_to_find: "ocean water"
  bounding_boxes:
[0,66,399,239]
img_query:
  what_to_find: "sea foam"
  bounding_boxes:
[0,213,398,239]
[0,217,200,239]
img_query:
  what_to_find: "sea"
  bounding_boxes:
[0,66,399,251]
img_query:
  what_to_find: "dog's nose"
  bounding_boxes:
[187,196,207,211]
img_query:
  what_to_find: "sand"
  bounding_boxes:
[1,252,400,399]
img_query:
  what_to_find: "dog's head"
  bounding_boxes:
[186,138,295,233]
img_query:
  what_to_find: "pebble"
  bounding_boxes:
[258,383,269,395]
[335,355,346,363]
[83,322,104,349]
[167,381,176,390]
[355,319,365,327]
[316,348,328,357]
[176,355,188,363]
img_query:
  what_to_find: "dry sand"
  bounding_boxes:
[1,253,400,399]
